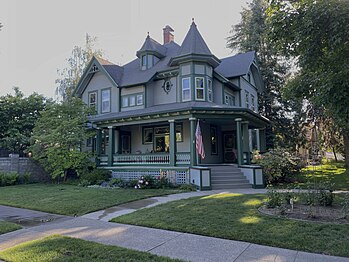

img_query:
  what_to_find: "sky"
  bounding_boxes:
[0,0,249,98]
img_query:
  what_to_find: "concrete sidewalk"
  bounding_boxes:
[0,215,348,262]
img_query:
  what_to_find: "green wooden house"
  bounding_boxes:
[74,21,269,189]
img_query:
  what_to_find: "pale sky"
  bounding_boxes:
[0,0,249,98]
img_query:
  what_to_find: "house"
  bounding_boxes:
[74,21,269,189]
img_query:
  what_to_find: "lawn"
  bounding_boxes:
[112,193,349,257]
[0,220,21,235]
[296,161,349,190]
[0,184,182,216]
[0,235,182,262]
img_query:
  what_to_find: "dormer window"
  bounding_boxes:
[141,55,147,70]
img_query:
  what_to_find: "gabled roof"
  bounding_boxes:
[96,57,124,85]
[136,35,166,58]
[177,21,212,56]
[215,51,256,78]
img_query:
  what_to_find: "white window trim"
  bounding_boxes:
[101,89,111,113]
[122,96,129,108]
[245,91,250,109]
[195,77,205,101]
[136,94,144,105]
[88,91,97,109]
[207,79,213,102]
[182,77,191,101]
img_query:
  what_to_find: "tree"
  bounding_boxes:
[226,0,305,150]
[0,87,49,154]
[56,34,103,101]
[267,0,349,167]
[29,97,94,180]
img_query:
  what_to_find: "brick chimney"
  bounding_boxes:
[163,25,174,44]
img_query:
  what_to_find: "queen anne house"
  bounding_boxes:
[74,21,269,189]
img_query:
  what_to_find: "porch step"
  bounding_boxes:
[208,165,251,190]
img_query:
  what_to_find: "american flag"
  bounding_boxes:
[195,120,205,159]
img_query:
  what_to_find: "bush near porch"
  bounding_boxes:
[112,193,349,257]
[0,184,184,216]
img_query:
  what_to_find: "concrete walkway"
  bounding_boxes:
[82,189,267,221]
[1,189,349,262]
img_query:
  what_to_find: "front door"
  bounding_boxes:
[223,132,237,163]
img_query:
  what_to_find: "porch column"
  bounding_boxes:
[114,129,120,154]
[189,117,197,166]
[242,121,250,164]
[169,120,176,166]
[259,128,267,153]
[96,128,102,166]
[108,126,115,166]
[235,118,243,166]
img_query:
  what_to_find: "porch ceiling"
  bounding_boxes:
[90,101,270,128]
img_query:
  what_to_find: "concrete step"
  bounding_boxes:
[210,170,243,174]
[212,183,252,190]
[211,180,249,185]
[211,178,249,183]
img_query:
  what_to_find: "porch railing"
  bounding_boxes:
[176,153,191,165]
[113,153,170,165]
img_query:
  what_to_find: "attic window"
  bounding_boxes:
[90,64,99,73]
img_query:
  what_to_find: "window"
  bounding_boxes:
[210,126,218,155]
[195,77,205,100]
[251,94,255,111]
[175,124,183,142]
[88,92,97,110]
[129,95,136,106]
[143,127,153,144]
[207,79,213,102]
[247,73,251,82]
[142,55,147,66]
[245,91,249,108]
[224,93,235,106]
[101,129,109,155]
[137,94,143,105]
[101,89,110,113]
[122,96,128,107]
[182,77,191,101]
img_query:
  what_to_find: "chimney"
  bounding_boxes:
[163,25,174,44]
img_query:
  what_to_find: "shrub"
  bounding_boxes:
[178,184,197,191]
[256,148,302,185]
[0,171,19,186]
[79,169,111,185]
[23,172,31,184]
[135,175,155,189]
[266,186,284,208]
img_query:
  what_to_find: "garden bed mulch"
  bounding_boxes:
[259,204,349,224]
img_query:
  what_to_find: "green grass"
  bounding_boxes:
[112,193,349,257]
[0,220,21,235]
[0,235,182,262]
[295,161,349,190]
[0,184,182,216]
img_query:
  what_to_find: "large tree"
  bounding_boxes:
[267,0,349,166]
[227,0,306,150]
[56,34,103,101]
[29,97,94,180]
[0,88,49,154]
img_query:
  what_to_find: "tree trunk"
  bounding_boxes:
[332,147,338,162]
[343,130,349,168]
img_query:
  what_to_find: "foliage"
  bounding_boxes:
[0,171,19,186]
[342,194,349,219]
[135,175,156,189]
[0,221,21,236]
[56,34,103,101]
[257,148,302,184]
[226,0,306,150]
[266,186,284,208]
[113,193,349,257]
[0,88,50,154]
[178,184,197,191]
[0,235,181,262]
[79,169,111,185]
[267,0,349,166]
[22,172,31,184]
[29,97,94,181]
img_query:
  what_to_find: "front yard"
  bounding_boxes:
[112,193,349,257]
[0,221,21,235]
[0,184,182,216]
[0,235,182,262]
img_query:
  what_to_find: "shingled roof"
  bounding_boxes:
[215,51,256,78]
[136,35,166,58]
[176,21,212,56]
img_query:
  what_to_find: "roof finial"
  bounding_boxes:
[147,32,150,37]
[191,18,196,26]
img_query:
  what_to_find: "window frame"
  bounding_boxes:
[207,78,213,102]
[210,126,218,155]
[251,94,255,111]
[195,77,205,101]
[101,88,111,113]
[88,91,97,111]
[245,91,250,109]
[182,77,191,101]
[136,94,144,106]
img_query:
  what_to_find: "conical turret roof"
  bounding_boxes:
[136,34,166,58]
